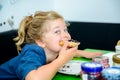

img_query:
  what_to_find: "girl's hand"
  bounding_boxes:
[58,41,78,64]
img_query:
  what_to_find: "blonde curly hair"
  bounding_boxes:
[13,11,64,53]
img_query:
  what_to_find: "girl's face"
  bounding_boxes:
[42,18,71,53]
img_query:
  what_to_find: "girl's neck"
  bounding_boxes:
[44,49,58,63]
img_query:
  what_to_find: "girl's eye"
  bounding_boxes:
[54,30,60,34]
[64,28,68,32]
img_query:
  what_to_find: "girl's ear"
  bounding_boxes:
[35,39,46,48]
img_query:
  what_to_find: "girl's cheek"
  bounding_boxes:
[68,34,71,39]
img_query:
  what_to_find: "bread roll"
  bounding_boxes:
[59,40,80,48]
[117,40,120,45]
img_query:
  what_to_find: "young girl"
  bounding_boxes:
[0,11,102,80]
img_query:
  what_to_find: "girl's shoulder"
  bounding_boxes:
[21,43,45,54]
[24,43,43,49]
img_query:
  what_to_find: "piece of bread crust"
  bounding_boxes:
[59,41,80,48]
[117,40,120,45]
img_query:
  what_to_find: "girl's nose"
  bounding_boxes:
[62,32,71,40]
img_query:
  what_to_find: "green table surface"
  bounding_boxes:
[53,48,114,80]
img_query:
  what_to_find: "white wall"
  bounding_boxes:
[0,0,120,32]
[54,0,120,23]
[0,0,53,32]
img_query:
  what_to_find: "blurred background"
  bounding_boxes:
[0,0,120,32]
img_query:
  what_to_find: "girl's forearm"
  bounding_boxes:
[25,58,64,80]
[74,50,102,58]
[74,50,85,57]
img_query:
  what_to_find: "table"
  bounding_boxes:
[53,48,114,80]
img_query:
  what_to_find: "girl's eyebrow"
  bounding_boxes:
[53,26,60,29]
[52,25,67,30]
